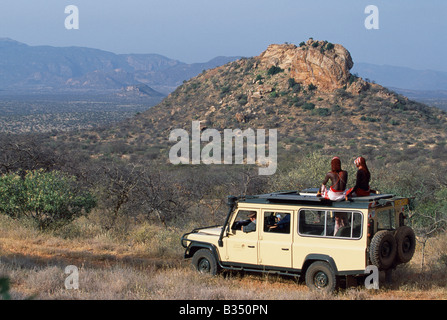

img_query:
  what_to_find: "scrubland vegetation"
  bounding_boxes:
[1,52,447,300]
[0,133,446,299]
[0,95,161,133]
[1,208,447,300]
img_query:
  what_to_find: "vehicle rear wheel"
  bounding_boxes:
[370,230,397,270]
[191,249,218,275]
[305,261,336,293]
[394,226,416,264]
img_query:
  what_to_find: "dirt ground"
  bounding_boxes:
[1,232,446,300]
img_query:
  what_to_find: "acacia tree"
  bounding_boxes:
[0,169,96,230]
[83,162,142,230]
[0,134,63,175]
[136,168,189,228]
[409,187,447,270]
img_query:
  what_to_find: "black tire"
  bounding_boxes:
[305,261,337,293]
[369,230,397,270]
[191,249,218,275]
[394,226,416,264]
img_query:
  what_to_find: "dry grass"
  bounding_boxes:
[1,214,447,300]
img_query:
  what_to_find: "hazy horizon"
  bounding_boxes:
[1,0,446,72]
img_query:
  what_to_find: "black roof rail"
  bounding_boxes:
[239,190,399,207]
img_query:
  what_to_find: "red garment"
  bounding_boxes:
[346,187,370,197]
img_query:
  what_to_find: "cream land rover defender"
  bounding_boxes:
[181,190,416,292]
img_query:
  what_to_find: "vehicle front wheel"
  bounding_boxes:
[305,261,337,293]
[191,249,218,275]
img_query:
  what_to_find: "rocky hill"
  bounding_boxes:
[257,42,354,91]
[64,39,447,165]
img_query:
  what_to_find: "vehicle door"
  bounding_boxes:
[258,210,293,268]
[224,209,259,266]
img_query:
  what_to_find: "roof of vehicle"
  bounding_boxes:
[237,189,408,209]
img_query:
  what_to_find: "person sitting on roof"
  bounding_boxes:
[317,157,348,201]
[345,156,374,200]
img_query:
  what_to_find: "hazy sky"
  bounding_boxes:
[1,0,446,71]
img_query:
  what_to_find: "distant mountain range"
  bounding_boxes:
[352,63,447,91]
[1,38,447,106]
[0,38,239,96]
[352,63,447,110]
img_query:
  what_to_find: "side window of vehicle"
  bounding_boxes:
[298,210,326,236]
[231,210,257,232]
[326,211,363,238]
[299,210,363,239]
[263,212,290,234]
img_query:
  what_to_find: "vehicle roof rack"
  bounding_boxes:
[240,189,398,208]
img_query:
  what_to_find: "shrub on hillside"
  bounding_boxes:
[0,169,96,230]
[267,66,284,76]
[302,102,316,111]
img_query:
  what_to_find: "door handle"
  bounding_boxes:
[248,245,255,248]
[281,248,289,251]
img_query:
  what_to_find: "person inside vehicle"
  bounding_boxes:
[345,156,373,200]
[333,212,349,236]
[317,157,348,201]
[241,212,257,233]
[268,213,290,233]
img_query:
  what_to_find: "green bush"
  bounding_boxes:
[360,116,379,122]
[302,102,316,110]
[288,78,301,93]
[0,169,96,230]
[348,74,358,85]
[288,78,296,88]
[289,96,301,107]
[236,93,248,105]
[312,108,331,117]
[0,277,11,300]
[220,85,231,95]
[331,104,343,113]
[267,66,284,76]
[270,151,333,191]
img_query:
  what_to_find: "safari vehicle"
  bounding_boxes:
[181,189,416,292]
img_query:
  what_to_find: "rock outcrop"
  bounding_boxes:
[257,39,354,91]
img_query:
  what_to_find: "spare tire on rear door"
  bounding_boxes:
[369,230,397,270]
[394,226,416,264]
